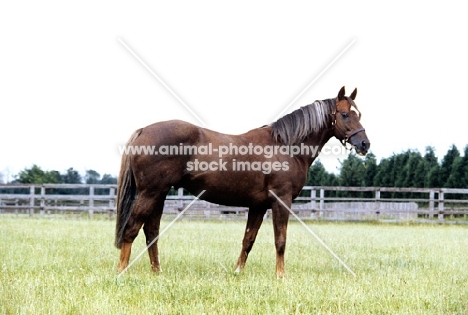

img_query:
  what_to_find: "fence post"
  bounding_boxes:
[438,191,444,222]
[40,186,45,217]
[310,189,316,218]
[109,187,115,219]
[29,185,35,217]
[204,203,210,219]
[429,190,435,219]
[319,188,325,217]
[178,187,184,209]
[89,186,94,219]
[375,190,381,220]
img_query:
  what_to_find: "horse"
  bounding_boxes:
[115,86,370,277]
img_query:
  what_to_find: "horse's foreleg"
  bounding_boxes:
[235,207,267,273]
[271,197,291,279]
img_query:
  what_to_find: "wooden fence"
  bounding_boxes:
[1,184,467,223]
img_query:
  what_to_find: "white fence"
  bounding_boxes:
[1,184,467,223]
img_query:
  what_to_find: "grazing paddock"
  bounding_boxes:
[1,218,467,314]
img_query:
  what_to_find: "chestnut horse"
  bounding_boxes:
[115,86,370,277]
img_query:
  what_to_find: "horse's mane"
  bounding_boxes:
[270,99,336,145]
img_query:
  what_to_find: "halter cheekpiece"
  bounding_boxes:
[331,96,366,149]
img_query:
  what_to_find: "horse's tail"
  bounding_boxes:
[115,128,143,249]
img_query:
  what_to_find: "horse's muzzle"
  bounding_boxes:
[348,131,370,156]
[354,139,370,156]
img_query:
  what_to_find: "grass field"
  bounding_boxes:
[1,217,467,314]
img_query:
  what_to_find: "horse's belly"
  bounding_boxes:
[180,171,268,207]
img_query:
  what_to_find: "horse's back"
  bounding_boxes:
[136,120,202,145]
[137,119,270,146]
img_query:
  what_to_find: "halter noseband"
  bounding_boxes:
[331,97,365,148]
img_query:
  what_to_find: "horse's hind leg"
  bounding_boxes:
[235,206,267,273]
[117,194,159,273]
[118,242,133,273]
[117,210,144,272]
[143,196,165,272]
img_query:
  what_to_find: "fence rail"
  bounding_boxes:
[1,184,467,223]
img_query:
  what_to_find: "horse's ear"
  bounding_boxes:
[350,88,357,100]
[337,86,346,100]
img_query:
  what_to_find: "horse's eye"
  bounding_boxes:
[341,112,349,119]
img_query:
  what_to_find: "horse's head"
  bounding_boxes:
[333,86,370,156]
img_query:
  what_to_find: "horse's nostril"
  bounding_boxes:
[362,140,368,150]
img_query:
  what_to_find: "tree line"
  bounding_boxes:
[0,166,118,195]
[308,145,468,189]
[1,165,117,185]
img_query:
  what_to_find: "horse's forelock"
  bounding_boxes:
[345,96,361,119]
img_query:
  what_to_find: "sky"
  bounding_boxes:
[1,1,467,182]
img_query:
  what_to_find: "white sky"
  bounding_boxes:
[1,1,467,181]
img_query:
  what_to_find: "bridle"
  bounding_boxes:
[331,97,366,148]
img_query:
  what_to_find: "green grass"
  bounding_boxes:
[1,218,467,314]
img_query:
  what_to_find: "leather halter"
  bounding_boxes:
[331,97,365,147]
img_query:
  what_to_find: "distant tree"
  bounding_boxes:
[439,145,460,187]
[402,151,424,198]
[363,152,377,187]
[306,160,329,186]
[424,146,438,165]
[402,151,423,187]
[339,153,366,187]
[61,168,82,184]
[420,146,439,188]
[413,160,426,188]
[454,146,468,200]
[55,168,82,194]
[372,155,396,200]
[373,156,394,187]
[460,145,468,188]
[326,173,339,186]
[16,165,62,184]
[85,170,101,184]
[0,172,3,184]
[76,169,117,185]
[100,174,117,185]
[446,158,463,188]
[48,171,62,183]
[303,160,338,198]
[393,150,411,188]
[337,153,368,198]
[426,165,440,188]
[360,153,378,197]
[445,146,468,189]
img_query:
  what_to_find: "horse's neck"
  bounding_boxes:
[299,128,335,167]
